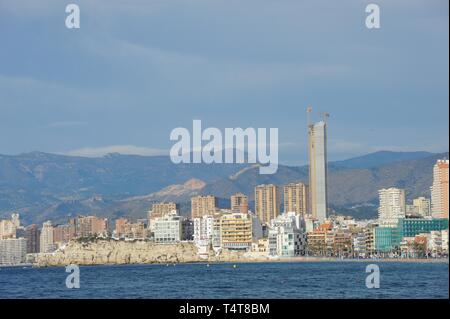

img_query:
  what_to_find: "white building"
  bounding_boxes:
[40,221,56,253]
[378,188,406,225]
[428,230,449,256]
[268,212,306,257]
[352,233,367,258]
[193,215,214,244]
[0,238,27,265]
[153,212,183,243]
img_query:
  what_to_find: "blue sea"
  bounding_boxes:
[0,262,448,299]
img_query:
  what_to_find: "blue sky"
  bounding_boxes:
[0,0,448,165]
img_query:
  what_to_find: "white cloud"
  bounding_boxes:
[64,145,168,157]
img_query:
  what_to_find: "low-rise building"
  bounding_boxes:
[219,212,252,251]
[268,212,306,257]
[153,212,183,243]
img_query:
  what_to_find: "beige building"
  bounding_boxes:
[0,213,20,240]
[308,118,328,223]
[40,221,56,253]
[70,216,108,238]
[191,195,217,219]
[230,193,249,214]
[255,184,280,225]
[283,182,309,216]
[219,212,252,251]
[431,159,449,219]
[148,202,178,220]
[411,197,431,217]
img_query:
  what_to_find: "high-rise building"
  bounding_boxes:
[431,159,449,219]
[0,214,19,240]
[71,216,108,238]
[255,184,280,225]
[149,202,179,220]
[0,238,27,265]
[412,197,431,217]
[40,221,56,253]
[283,182,309,216]
[230,193,249,214]
[53,224,75,246]
[378,188,406,223]
[191,195,217,219]
[308,118,328,222]
[25,224,40,254]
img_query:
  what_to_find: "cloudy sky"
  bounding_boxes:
[0,0,448,165]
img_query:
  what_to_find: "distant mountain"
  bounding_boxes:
[0,150,447,223]
[330,151,434,169]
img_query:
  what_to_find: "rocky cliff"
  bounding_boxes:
[35,239,269,267]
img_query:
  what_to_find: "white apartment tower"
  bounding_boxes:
[378,188,406,223]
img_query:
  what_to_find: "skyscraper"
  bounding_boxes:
[283,182,309,216]
[25,224,40,254]
[191,195,218,219]
[40,221,55,253]
[431,159,449,219]
[308,113,328,222]
[255,184,280,225]
[378,187,406,223]
[230,193,249,214]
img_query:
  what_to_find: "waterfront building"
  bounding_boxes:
[123,221,147,239]
[308,119,328,223]
[431,159,449,219]
[398,217,448,238]
[219,212,252,251]
[406,197,431,217]
[333,231,352,257]
[53,224,75,247]
[352,232,367,258]
[283,182,309,217]
[255,184,280,225]
[114,218,128,238]
[374,226,402,253]
[25,224,40,253]
[182,219,194,241]
[230,193,249,214]
[306,223,332,256]
[153,211,183,243]
[71,215,108,238]
[0,238,27,265]
[364,223,378,256]
[428,230,449,256]
[0,214,20,240]
[251,238,269,253]
[268,212,306,257]
[378,188,406,224]
[40,221,56,253]
[148,202,179,224]
[193,215,215,246]
[191,195,218,219]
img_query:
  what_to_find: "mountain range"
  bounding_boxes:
[0,150,447,224]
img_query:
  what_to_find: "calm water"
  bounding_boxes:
[0,262,448,299]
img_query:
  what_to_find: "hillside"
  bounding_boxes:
[0,150,446,223]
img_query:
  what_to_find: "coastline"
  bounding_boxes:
[29,239,449,268]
